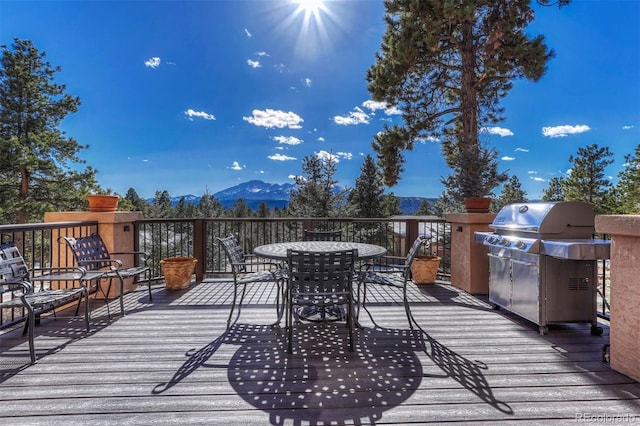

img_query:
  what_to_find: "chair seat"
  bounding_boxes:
[24,288,87,307]
[359,271,405,287]
[104,265,150,279]
[236,269,285,285]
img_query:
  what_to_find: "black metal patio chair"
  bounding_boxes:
[0,242,90,364]
[286,248,357,353]
[60,234,150,317]
[357,235,430,329]
[217,235,286,328]
[303,229,342,241]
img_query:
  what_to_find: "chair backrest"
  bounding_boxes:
[405,235,430,267]
[61,234,112,270]
[217,235,246,272]
[303,229,342,241]
[287,249,356,298]
[0,242,30,293]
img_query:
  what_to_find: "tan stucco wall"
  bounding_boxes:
[595,215,640,383]
[446,213,495,295]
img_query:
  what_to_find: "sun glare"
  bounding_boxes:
[295,0,325,15]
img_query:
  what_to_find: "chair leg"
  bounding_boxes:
[82,289,90,332]
[226,282,240,327]
[24,303,37,364]
[115,273,126,316]
[402,278,414,330]
[346,298,354,352]
[147,280,153,301]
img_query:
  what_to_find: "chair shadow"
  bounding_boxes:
[153,319,512,423]
[0,315,113,384]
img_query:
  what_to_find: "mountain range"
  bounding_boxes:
[154,180,431,215]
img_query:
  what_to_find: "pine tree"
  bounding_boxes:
[541,177,565,202]
[0,38,98,223]
[124,187,152,217]
[614,144,640,213]
[197,190,223,218]
[348,154,385,218]
[382,192,402,217]
[563,144,614,214]
[288,154,348,217]
[152,190,173,218]
[495,175,528,210]
[366,0,553,200]
[415,199,434,216]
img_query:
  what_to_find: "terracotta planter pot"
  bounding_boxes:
[410,255,441,284]
[87,195,120,212]
[161,257,197,290]
[464,197,491,213]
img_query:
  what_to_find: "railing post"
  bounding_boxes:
[405,218,419,256]
[194,219,205,282]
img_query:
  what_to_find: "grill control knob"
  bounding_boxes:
[515,240,527,249]
[501,239,511,247]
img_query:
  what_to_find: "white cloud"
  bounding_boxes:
[531,176,546,182]
[273,136,303,145]
[528,170,537,174]
[501,156,515,161]
[622,125,635,130]
[515,147,529,152]
[259,170,265,174]
[268,153,297,161]
[244,28,252,37]
[316,150,339,163]
[542,124,590,138]
[288,174,299,180]
[144,57,160,68]
[184,109,216,121]
[274,146,284,150]
[317,136,325,142]
[483,126,514,137]
[336,151,353,160]
[257,51,269,56]
[417,136,439,143]
[333,107,370,125]
[230,161,244,171]
[243,109,303,129]
[247,59,261,68]
[362,100,401,115]
[305,78,312,87]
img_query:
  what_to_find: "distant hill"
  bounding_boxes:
[149,180,433,215]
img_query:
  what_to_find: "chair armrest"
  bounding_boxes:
[232,261,282,271]
[2,280,33,296]
[111,251,150,266]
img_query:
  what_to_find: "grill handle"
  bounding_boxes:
[511,258,539,267]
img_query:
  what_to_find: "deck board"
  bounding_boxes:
[1,280,639,425]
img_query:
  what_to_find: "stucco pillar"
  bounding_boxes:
[595,215,640,382]
[44,211,143,297]
[446,213,495,295]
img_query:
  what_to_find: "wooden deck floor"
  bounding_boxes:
[1,280,639,425]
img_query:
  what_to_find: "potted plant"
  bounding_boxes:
[87,194,120,212]
[161,257,198,290]
[441,138,508,213]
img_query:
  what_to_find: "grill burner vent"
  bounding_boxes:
[568,277,590,291]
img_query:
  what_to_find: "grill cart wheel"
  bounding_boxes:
[591,325,604,336]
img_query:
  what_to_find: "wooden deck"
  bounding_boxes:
[1,279,639,425]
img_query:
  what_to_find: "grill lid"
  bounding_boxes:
[490,201,595,237]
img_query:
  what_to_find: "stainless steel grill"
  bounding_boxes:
[474,201,610,335]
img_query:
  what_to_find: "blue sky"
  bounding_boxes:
[1,0,639,200]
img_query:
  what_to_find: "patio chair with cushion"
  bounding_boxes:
[303,229,342,241]
[357,235,430,329]
[286,248,357,353]
[60,234,150,317]
[217,235,286,328]
[0,242,90,364]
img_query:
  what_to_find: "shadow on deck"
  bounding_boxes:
[1,280,639,424]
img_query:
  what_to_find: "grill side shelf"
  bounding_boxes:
[540,239,611,260]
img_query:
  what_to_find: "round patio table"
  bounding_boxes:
[253,241,386,261]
